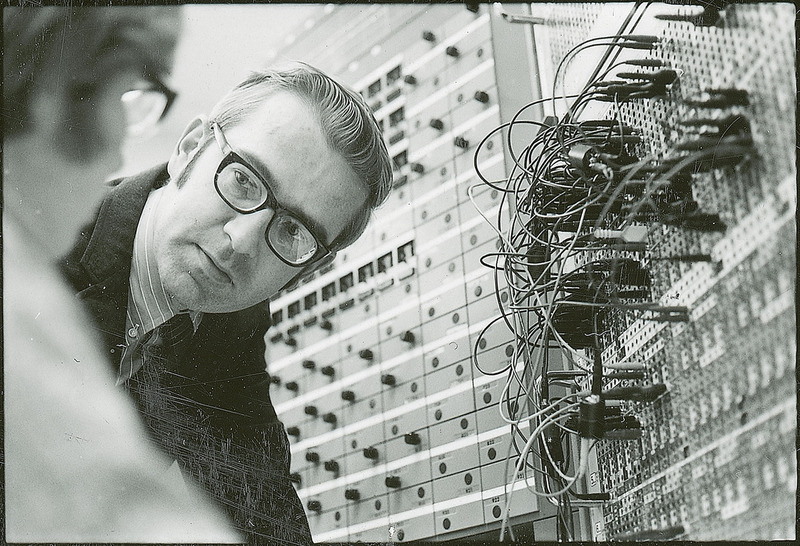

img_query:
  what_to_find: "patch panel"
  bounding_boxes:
[259,2,795,542]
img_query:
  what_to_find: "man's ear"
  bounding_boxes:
[167,115,210,179]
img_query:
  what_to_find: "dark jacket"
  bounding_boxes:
[60,164,313,545]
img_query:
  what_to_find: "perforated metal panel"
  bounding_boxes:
[520,2,795,541]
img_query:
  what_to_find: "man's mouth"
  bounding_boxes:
[199,246,233,286]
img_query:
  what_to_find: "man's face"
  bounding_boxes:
[152,91,368,313]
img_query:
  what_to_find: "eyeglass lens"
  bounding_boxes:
[217,161,320,265]
[121,88,169,136]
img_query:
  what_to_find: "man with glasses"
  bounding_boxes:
[60,62,394,544]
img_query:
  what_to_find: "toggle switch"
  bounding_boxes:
[359,349,374,361]
[404,432,421,445]
[286,426,300,437]
[320,319,333,331]
[445,46,460,57]
[307,500,322,513]
[289,472,301,484]
[403,74,417,85]
[302,359,316,370]
[304,405,318,417]
[363,446,379,459]
[341,390,356,402]
[345,489,361,501]
[385,476,402,488]
[269,375,281,386]
[285,337,297,347]
[400,330,415,343]
[305,451,320,463]
[381,374,397,386]
[422,30,436,42]
[321,365,335,377]
[286,381,299,392]
[322,412,337,425]
[410,162,425,174]
[324,460,339,472]
[429,118,444,131]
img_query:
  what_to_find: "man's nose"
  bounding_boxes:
[223,210,272,258]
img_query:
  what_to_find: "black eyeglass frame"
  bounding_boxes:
[147,76,178,121]
[211,122,332,267]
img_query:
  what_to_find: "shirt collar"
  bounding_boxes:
[127,188,203,337]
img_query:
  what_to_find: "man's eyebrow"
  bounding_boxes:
[237,146,330,244]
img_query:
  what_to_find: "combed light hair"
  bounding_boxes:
[208,62,393,250]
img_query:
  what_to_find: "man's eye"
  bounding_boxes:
[285,222,301,237]
[234,170,254,188]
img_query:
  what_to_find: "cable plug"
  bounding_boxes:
[578,394,605,439]
[679,114,750,137]
[602,383,667,402]
[655,2,723,26]
[662,210,727,232]
[673,134,752,152]
[604,370,647,381]
[604,428,643,440]
[603,414,642,430]
[684,87,749,108]
[593,225,648,243]
[623,58,665,68]
[616,69,679,87]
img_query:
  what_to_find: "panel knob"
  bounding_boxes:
[322,412,337,424]
[403,74,417,85]
[320,319,333,331]
[304,405,318,417]
[324,460,339,472]
[404,432,421,445]
[307,500,322,512]
[446,45,460,58]
[285,381,299,392]
[345,488,361,501]
[302,359,316,370]
[359,349,374,361]
[381,374,397,386]
[400,330,415,343]
[341,390,356,402]
[269,375,281,386]
[422,30,436,42]
[285,337,297,347]
[410,162,425,174]
[363,446,379,460]
[454,136,470,149]
[286,426,300,437]
[429,118,444,131]
[305,451,320,463]
[289,472,301,484]
[385,476,402,488]
[474,90,490,103]
[321,365,335,377]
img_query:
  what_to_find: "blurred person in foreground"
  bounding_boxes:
[2,7,241,542]
[58,61,394,544]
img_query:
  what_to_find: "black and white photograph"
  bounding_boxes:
[2,2,796,544]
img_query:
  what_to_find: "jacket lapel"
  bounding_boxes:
[75,164,170,367]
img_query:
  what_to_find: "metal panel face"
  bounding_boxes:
[263,3,555,542]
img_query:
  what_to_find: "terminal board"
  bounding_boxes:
[263,3,795,542]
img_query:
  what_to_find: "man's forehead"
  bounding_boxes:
[227,94,368,245]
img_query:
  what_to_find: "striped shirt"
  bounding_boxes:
[117,188,202,385]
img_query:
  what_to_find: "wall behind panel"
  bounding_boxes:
[117,5,316,178]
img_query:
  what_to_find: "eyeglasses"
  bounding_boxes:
[121,76,177,136]
[211,122,331,267]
